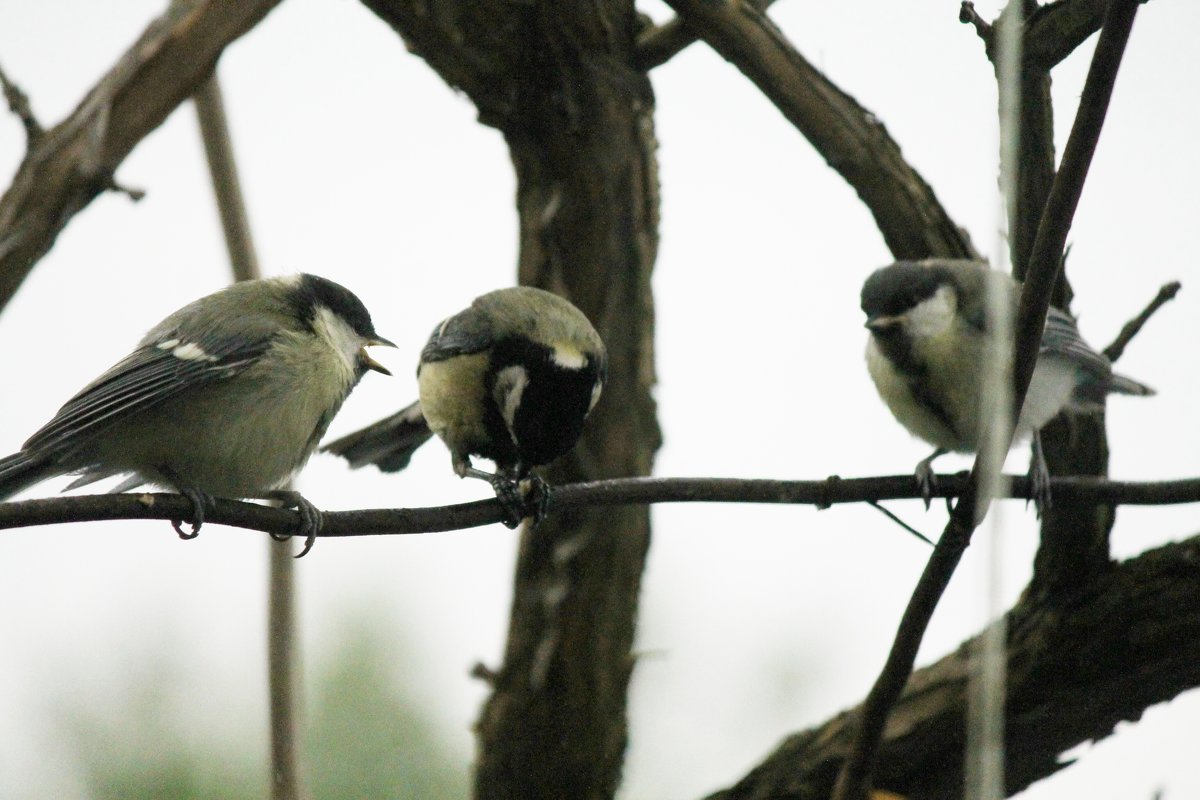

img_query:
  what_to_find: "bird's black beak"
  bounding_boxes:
[362,336,397,375]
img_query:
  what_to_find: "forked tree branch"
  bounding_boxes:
[634,0,778,71]
[0,0,284,313]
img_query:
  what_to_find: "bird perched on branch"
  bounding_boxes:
[324,286,606,527]
[0,274,394,556]
[861,259,1153,510]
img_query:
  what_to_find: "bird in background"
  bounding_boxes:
[861,258,1154,511]
[324,286,607,527]
[0,274,394,556]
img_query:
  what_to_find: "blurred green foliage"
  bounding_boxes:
[53,616,468,800]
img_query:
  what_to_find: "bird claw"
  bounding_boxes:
[523,473,552,526]
[486,473,552,529]
[913,448,947,510]
[489,476,526,529]
[166,476,211,541]
[267,490,324,558]
[914,463,937,510]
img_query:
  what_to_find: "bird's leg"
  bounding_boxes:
[1028,431,1052,518]
[462,466,525,529]
[454,454,531,529]
[520,469,552,526]
[265,490,325,558]
[159,466,212,540]
[914,448,948,510]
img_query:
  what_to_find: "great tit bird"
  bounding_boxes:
[0,273,393,555]
[324,286,607,526]
[861,259,1153,509]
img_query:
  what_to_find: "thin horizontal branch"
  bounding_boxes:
[660,0,977,260]
[0,0,284,313]
[1103,279,1181,362]
[1,474,1196,538]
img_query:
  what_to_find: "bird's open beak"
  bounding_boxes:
[865,315,903,332]
[362,336,398,375]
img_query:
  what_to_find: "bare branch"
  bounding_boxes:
[1103,280,1181,362]
[706,534,1200,800]
[832,3,1144,796]
[659,0,977,260]
[0,62,43,144]
[0,0,284,313]
[958,2,994,52]
[634,0,778,72]
[1025,0,1149,69]
[1,474,1196,538]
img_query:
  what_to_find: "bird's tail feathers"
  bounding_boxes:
[0,451,57,501]
[321,401,435,473]
[1109,372,1155,397]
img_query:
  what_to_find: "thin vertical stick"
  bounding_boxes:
[966,2,1020,798]
[193,73,306,800]
[194,75,260,282]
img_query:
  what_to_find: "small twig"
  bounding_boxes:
[104,176,147,202]
[959,2,995,49]
[866,500,934,546]
[1103,280,1181,362]
[0,61,43,144]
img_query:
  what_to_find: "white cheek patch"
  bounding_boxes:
[907,284,957,339]
[313,305,362,369]
[551,343,587,370]
[494,365,530,435]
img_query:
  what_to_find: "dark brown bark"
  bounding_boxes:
[705,534,1200,800]
[0,0,284,312]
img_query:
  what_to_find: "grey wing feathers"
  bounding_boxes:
[321,401,434,472]
[1040,308,1112,379]
[23,330,274,454]
[0,451,57,501]
[419,308,494,364]
[1041,307,1154,402]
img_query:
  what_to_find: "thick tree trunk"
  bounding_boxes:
[483,14,660,800]
[358,3,661,797]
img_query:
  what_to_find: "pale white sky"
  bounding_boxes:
[0,1,1197,798]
